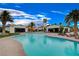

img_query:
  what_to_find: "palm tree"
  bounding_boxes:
[59,22,64,34]
[65,9,79,38]
[0,10,13,34]
[30,22,35,31]
[54,23,57,25]
[59,22,63,28]
[43,18,47,32]
[59,22,62,25]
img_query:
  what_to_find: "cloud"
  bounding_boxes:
[0,8,18,16]
[0,8,29,17]
[14,19,31,25]
[36,14,51,20]
[51,10,66,15]
[0,8,38,19]
[14,19,43,26]
[0,8,51,26]
[36,14,45,18]
[15,5,21,8]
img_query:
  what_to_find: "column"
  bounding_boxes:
[25,28,28,32]
[10,23,15,33]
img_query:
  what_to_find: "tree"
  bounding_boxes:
[65,9,79,38]
[59,22,64,34]
[43,18,47,23]
[30,22,35,32]
[43,18,47,32]
[54,23,57,25]
[0,10,13,34]
[59,22,62,25]
[30,22,35,27]
[59,22,63,28]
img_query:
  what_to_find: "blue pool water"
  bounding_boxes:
[14,32,79,56]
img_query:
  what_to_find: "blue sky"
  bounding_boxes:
[0,3,79,26]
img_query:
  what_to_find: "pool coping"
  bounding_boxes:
[45,33,79,42]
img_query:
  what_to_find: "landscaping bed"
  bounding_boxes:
[0,33,19,38]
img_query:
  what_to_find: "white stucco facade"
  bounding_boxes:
[46,25,70,32]
[6,25,28,33]
[9,24,15,33]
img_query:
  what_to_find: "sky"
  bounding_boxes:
[0,3,79,26]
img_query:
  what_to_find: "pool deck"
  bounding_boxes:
[0,36,25,56]
[46,33,79,42]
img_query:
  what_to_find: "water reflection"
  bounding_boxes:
[74,42,78,55]
[43,36,47,44]
[29,34,35,43]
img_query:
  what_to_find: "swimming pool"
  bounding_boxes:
[14,32,79,56]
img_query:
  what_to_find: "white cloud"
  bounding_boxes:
[15,5,21,8]
[39,17,51,21]
[0,8,51,26]
[25,15,38,20]
[46,18,51,20]
[36,14,51,20]
[36,14,45,18]
[51,10,66,15]
[0,8,28,17]
[14,19,31,25]
[14,19,43,25]
[0,8,38,20]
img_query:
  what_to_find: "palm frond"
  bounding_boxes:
[0,10,13,22]
[65,9,79,26]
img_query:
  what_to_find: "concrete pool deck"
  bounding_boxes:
[46,33,79,42]
[0,36,25,56]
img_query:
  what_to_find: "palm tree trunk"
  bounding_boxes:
[74,21,78,39]
[2,24,6,34]
[43,23,46,32]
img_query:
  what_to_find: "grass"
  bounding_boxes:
[0,33,19,38]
